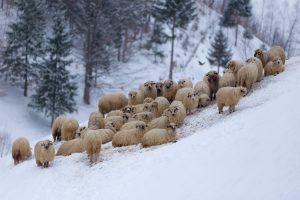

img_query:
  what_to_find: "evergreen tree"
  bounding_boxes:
[29,14,77,125]
[153,0,196,80]
[2,0,45,96]
[220,0,252,46]
[243,28,253,40]
[207,29,232,73]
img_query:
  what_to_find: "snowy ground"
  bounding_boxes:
[1,57,300,200]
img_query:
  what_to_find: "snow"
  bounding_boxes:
[1,57,300,200]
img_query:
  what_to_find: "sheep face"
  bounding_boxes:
[164,80,174,90]
[167,123,176,130]
[122,105,136,115]
[272,56,283,66]
[128,91,137,99]
[178,80,186,88]
[75,126,87,138]
[144,81,156,91]
[239,87,248,97]
[156,82,164,92]
[225,60,233,69]
[169,106,179,117]
[206,71,219,82]
[199,95,210,107]
[143,102,158,113]
[105,122,117,133]
[254,49,264,60]
[122,114,130,123]
[136,122,147,131]
[187,92,197,101]
[41,140,53,150]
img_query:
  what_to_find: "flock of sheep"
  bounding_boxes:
[11,45,286,167]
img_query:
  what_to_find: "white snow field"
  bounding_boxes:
[1,56,300,200]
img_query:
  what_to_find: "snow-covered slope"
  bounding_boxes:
[1,56,300,200]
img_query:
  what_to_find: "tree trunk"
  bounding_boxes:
[234,25,238,46]
[169,16,176,80]
[83,26,93,104]
[24,45,28,97]
[1,0,3,9]
[122,28,128,62]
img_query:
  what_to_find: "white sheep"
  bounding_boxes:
[98,92,128,114]
[83,130,102,164]
[34,140,55,168]
[175,87,198,114]
[88,111,104,129]
[12,137,32,165]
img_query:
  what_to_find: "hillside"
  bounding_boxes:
[0,56,300,200]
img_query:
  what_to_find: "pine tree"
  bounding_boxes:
[207,29,232,73]
[220,0,252,46]
[243,28,253,40]
[29,14,77,125]
[153,0,196,80]
[2,0,45,96]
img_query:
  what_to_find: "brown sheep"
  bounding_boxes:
[254,46,286,67]
[98,123,117,144]
[104,114,129,131]
[264,56,285,76]
[216,86,247,113]
[112,122,148,147]
[98,92,128,114]
[128,90,144,105]
[139,81,157,100]
[12,137,32,165]
[237,62,258,91]
[75,126,87,138]
[106,110,124,117]
[219,69,236,88]
[133,111,155,124]
[143,97,154,104]
[194,80,210,97]
[88,111,104,130]
[162,80,178,102]
[143,101,159,117]
[225,60,243,79]
[34,140,55,168]
[175,88,198,114]
[156,82,164,96]
[246,57,264,82]
[56,138,84,156]
[178,78,193,89]
[83,130,102,164]
[61,118,79,141]
[166,100,187,127]
[52,116,65,141]
[121,120,148,130]
[198,94,210,107]
[147,115,170,130]
[154,96,171,117]
[142,123,177,147]
[203,70,220,100]
[122,105,137,116]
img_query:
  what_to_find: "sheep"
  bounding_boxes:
[194,80,210,97]
[104,114,129,131]
[225,60,243,79]
[121,120,148,130]
[154,96,171,117]
[143,101,159,117]
[178,78,193,89]
[52,116,65,141]
[56,138,84,156]
[219,69,236,88]
[83,130,102,164]
[156,82,164,96]
[12,137,32,165]
[254,46,286,67]
[142,123,177,147]
[246,57,264,82]
[264,56,285,76]
[122,105,138,116]
[34,140,55,168]
[98,92,128,114]
[203,70,220,100]
[128,90,144,105]
[143,97,154,104]
[216,86,247,114]
[175,88,198,114]
[61,118,79,141]
[198,93,210,107]
[147,115,170,130]
[139,81,157,100]
[162,80,178,102]
[237,62,258,91]
[112,122,148,147]
[133,111,155,124]
[165,100,186,127]
[88,111,104,130]
[106,110,124,117]
[98,123,117,144]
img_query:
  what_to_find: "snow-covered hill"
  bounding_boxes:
[1,56,300,200]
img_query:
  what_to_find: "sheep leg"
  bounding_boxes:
[36,161,42,167]
[218,104,224,114]
[232,105,235,112]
